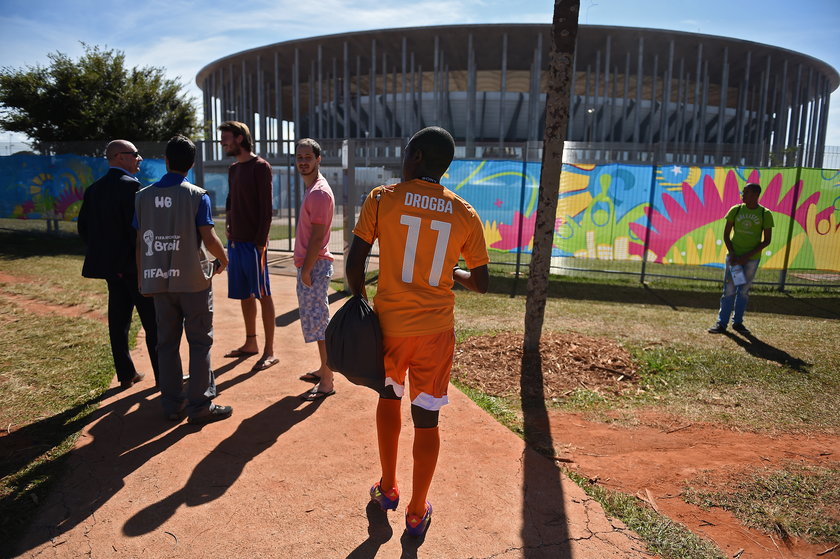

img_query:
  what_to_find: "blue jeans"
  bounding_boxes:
[716,256,759,326]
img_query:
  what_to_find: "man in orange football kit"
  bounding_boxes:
[346,126,489,537]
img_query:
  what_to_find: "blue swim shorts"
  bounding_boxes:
[227,241,271,300]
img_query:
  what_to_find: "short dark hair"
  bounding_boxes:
[743,182,762,194]
[296,138,322,158]
[166,135,195,173]
[218,120,253,152]
[408,126,455,176]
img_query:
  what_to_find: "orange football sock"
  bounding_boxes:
[407,426,440,517]
[376,398,402,491]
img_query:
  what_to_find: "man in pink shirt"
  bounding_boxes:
[294,138,336,401]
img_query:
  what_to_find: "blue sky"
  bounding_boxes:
[1,0,838,152]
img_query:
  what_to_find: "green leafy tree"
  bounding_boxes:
[0,44,199,155]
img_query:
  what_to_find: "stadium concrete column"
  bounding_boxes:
[317,45,323,139]
[500,32,508,147]
[467,33,476,157]
[634,36,643,144]
[433,36,440,123]
[805,69,818,166]
[790,63,804,164]
[416,60,423,135]
[332,56,338,139]
[734,51,751,155]
[390,60,397,137]
[344,42,350,139]
[700,62,710,163]
[293,48,300,140]
[257,54,265,154]
[528,34,542,142]
[660,39,673,160]
[355,55,362,138]
[369,39,376,136]
[401,36,408,138]
[594,50,601,143]
[648,55,658,149]
[691,44,702,153]
[816,77,830,162]
[675,58,684,155]
[274,51,282,154]
[601,34,611,141]
[309,60,316,138]
[381,52,389,136]
[620,51,630,143]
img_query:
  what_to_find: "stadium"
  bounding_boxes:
[196,24,839,168]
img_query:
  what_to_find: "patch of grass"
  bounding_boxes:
[212,218,292,245]
[0,229,107,310]
[451,379,523,437]
[0,228,116,553]
[683,463,840,544]
[0,302,113,549]
[453,287,840,434]
[563,469,726,559]
[450,284,839,557]
[627,343,840,432]
[556,388,610,410]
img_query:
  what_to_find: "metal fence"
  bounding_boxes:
[2,139,838,290]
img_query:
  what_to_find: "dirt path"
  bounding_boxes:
[6,269,838,558]
[453,332,840,559]
[551,411,839,558]
[11,271,651,559]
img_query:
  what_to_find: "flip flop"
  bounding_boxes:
[251,356,279,372]
[224,349,259,358]
[300,388,336,401]
[299,372,321,383]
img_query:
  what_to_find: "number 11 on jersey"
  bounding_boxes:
[400,214,452,287]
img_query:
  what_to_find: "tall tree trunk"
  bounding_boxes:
[523,0,580,356]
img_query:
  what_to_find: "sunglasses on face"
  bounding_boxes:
[119,151,141,157]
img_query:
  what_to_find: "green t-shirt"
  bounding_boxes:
[725,204,775,256]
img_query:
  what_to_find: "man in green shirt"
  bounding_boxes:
[708,182,774,335]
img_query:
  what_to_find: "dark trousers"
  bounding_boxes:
[153,286,217,418]
[106,275,160,384]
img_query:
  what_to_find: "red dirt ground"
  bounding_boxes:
[5,278,838,558]
[452,332,840,559]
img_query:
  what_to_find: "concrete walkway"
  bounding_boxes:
[15,271,654,559]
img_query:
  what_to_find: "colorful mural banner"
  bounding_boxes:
[0,154,186,221]
[442,161,840,273]
[3,153,839,273]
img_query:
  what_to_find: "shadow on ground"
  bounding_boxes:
[724,331,812,371]
[489,276,840,320]
[122,395,323,536]
[520,351,573,558]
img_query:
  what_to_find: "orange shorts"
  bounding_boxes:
[382,329,455,411]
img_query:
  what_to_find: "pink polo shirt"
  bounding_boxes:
[293,175,335,267]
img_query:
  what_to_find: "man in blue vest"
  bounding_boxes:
[708,182,774,335]
[134,135,232,425]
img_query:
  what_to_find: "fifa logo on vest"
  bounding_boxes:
[155,196,172,208]
[143,230,181,255]
[143,230,154,256]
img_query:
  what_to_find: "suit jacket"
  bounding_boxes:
[78,168,142,279]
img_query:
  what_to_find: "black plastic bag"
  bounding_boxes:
[325,295,385,392]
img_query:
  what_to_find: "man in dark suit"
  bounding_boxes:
[78,140,159,390]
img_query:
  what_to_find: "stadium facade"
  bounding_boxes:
[196,24,839,167]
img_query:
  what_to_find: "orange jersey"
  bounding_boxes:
[353,178,489,337]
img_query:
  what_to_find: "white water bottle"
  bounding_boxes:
[730,264,747,286]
